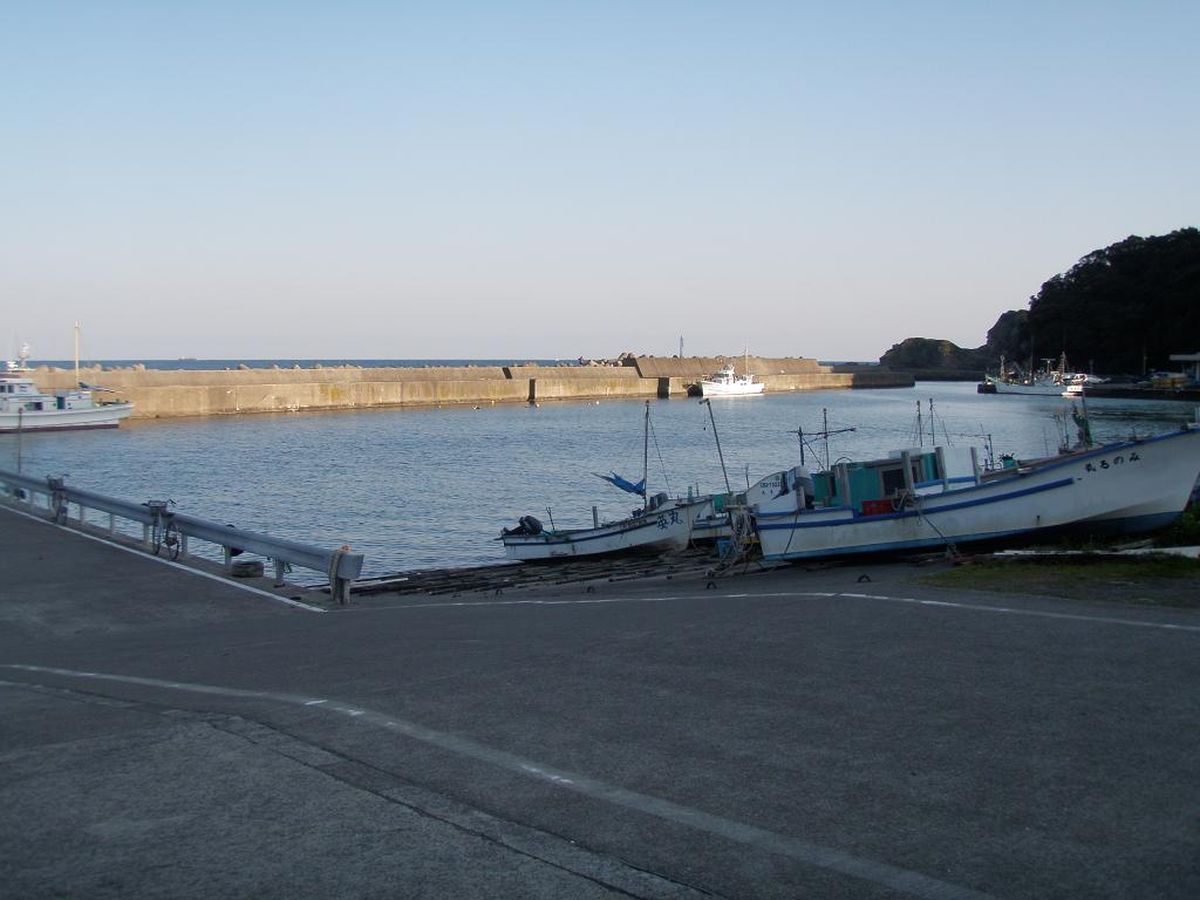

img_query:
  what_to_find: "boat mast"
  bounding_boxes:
[700,399,732,493]
[642,400,650,510]
[74,321,80,387]
[789,410,855,470]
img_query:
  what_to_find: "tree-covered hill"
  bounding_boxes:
[881,227,1200,375]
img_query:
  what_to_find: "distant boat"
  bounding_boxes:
[749,426,1200,563]
[1060,374,1107,398]
[980,373,1065,396]
[0,344,133,433]
[980,353,1077,396]
[698,351,765,397]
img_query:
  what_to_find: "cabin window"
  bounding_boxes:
[880,466,906,496]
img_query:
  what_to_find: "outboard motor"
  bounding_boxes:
[504,515,544,536]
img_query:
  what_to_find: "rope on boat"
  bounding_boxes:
[909,494,961,560]
[647,414,672,496]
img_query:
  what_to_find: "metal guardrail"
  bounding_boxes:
[0,468,364,604]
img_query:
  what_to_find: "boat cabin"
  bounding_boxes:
[827,447,980,514]
[748,447,981,517]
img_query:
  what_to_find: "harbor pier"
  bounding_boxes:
[30,356,914,419]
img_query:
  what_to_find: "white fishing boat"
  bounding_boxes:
[750,425,1200,563]
[500,401,711,560]
[981,373,1066,396]
[0,343,133,434]
[980,353,1080,396]
[1061,374,1107,398]
[698,351,765,397]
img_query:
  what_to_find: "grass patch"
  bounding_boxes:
[1155,506,1200,546]
[920,554,1200,607]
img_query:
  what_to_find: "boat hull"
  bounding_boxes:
[698,381,765,397]
[754,428,1200,562]
[0,403,133,433]
[503,499,710,561]
[981,376,1064,396]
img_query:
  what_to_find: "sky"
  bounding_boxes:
[2,1,1197,362]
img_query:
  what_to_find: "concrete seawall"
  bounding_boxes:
[32,356,913,419]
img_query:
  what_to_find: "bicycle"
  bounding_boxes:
[144,499,182,560]
[48,475,69,524]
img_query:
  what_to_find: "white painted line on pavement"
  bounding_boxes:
[828,591,1200,633]
[1,662,994,900]
[348,586,1200,633]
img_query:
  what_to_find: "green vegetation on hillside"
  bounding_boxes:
[882,227,1200,374]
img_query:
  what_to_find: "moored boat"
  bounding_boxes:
[699,364,765,397]
[979,353,1096,396]
[501,492,714,561]
[0,346,133,433]
[749,427,1200,563]
[500,401,715,561]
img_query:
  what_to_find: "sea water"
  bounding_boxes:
[3,383,1195,578]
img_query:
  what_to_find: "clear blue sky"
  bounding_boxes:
[3,1,1196,361]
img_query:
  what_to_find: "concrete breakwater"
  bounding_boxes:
[32,357,913,419]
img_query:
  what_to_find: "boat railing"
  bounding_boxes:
[0,468,364,604]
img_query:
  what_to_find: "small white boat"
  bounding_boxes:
[1061,374,1107,397]
[501,492,714,561]
[501,401,712,561]
[0,346,133,433]
[750,427,1200,562]
[698,363,764,397]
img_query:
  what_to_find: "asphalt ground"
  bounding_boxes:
[2,502,1198,899]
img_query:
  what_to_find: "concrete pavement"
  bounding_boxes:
[3,502,1199,898]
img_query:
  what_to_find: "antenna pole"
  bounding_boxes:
[789,417,855,471]
[823,408,830,469]
[643,400,650,509]
[701,399,732,493]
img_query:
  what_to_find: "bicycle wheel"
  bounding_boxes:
[163,519,182,561]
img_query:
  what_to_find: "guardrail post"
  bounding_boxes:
[332,576,351,605]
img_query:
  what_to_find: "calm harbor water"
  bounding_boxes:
[4,383,1196,579]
